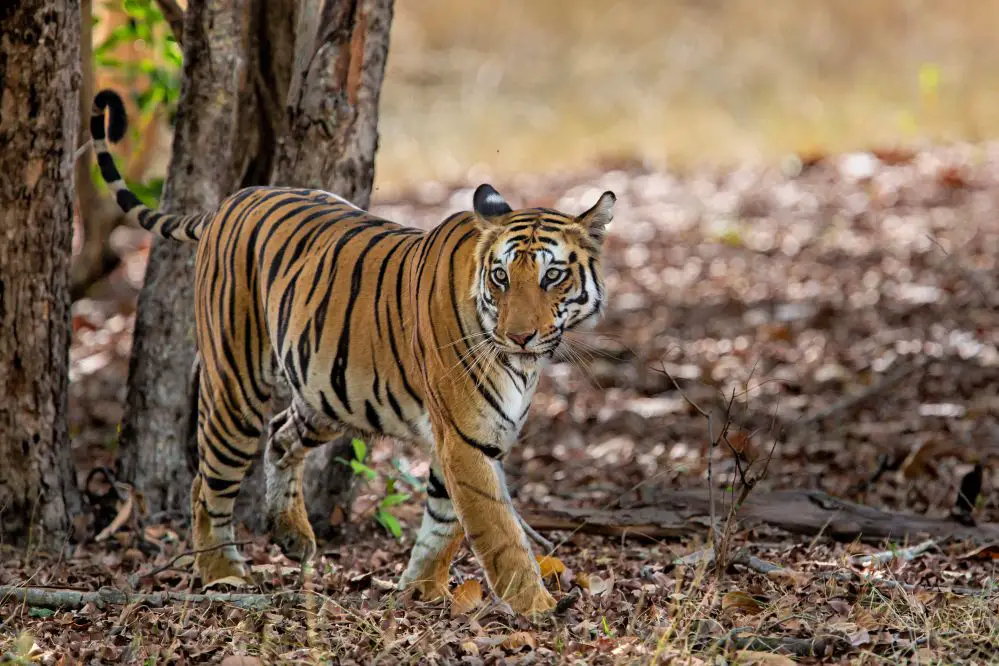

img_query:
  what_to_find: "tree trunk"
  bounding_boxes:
[235,0,395,538]
[117,0,262,516]
[0,0,83,548]
[70,0,127,302]
[270,0,393,208]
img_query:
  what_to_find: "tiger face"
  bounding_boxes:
[471,185,616,357]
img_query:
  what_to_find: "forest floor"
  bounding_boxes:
[4,145,999,664]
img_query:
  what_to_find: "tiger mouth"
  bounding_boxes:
[491,337,560,357]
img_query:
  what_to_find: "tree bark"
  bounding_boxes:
[271,0,393,209]
[0,0,83,548]
[235,0,395,537]
[117,0,262,516]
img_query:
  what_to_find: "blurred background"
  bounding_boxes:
[78,0,999,528]
[96,0,999,198]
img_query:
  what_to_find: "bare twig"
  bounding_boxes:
[517,513,555,553]
[129,540,253,586]
[849,539,937,566]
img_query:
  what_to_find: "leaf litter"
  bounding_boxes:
[5,145,999,663]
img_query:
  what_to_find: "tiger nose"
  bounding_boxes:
[507,330,536,348]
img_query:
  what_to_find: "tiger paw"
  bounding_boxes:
[507,585,556,617]
[196,548,248,587]
[269,512,317,563]
[410,579,451,602]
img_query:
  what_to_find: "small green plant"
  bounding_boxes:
[336,439,414,540]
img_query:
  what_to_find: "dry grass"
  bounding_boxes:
[375,0,999,193]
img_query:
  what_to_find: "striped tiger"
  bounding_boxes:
[91,89,615,615]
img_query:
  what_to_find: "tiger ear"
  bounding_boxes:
[576,191,616,238]
[473,183,513,221]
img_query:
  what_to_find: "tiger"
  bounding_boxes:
[91,89,615,615]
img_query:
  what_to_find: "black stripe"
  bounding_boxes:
[115,188,142,213]
[425,502,458,524]
[453,423,504,459]
[427,470,449,499]
[364,400,382,432]
[204,475,240,492]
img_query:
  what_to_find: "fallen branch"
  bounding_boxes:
[522,487,999,544]
[0,585,309,611]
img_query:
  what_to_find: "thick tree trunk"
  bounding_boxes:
[117,0,261,516]
[271,0,393,208]
[235,0,395,537]
[0,0,83,548]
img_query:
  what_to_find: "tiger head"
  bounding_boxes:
[471,184,616,358]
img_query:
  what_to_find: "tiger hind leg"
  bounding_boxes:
[263,396,339,563]
[397,461,464,601]
[191,383,265,586]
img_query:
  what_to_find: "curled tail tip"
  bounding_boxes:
[92,89,128,143]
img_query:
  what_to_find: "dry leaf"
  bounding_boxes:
[847,628,872,647]
[734,651,797,666]
[586,573,614,596]
[536,555,566,579]
[204,576,248,589]
[451,579,483,617]
[766,568,811,589]
[721,591,766,615]
[459,641,479,656]
[220,656,261,666]
[502,631,537,652]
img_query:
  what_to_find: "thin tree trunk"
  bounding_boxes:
[70,0,127,302]
[117,0,262,516]
[235,0,395,538]
[0,0,83,548]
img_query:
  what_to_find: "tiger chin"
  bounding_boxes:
[91,89,615,617]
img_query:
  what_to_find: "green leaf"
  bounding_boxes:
[29,607,54,618]
[351,438,367,462]
[375,510,403,539]
[379,493,411,508]
[349,460,377,481]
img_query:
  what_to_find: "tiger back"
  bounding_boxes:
[91,89,615,615]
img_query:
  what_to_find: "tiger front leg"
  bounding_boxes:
[437,431,555,616]
[398,461,464,601]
